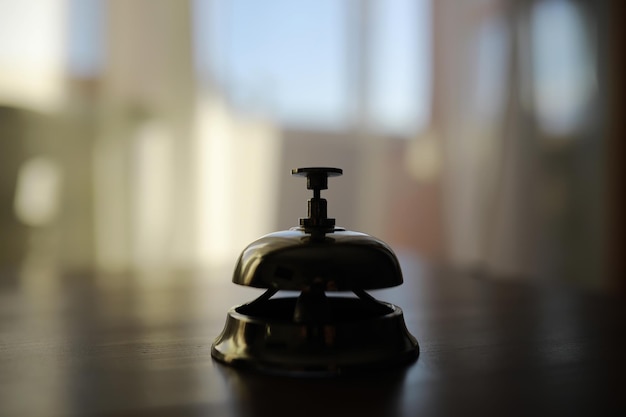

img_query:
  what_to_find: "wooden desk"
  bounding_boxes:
[1,260,624,416]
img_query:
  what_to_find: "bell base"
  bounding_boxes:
[211,297,419,376]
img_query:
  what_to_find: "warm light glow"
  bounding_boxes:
[195,98,282,268]
[14,156,63,227]
[131,120,175,268]
[405,130,441,183]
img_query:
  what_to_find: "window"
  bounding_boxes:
[369,0,431,135]
[193,0,432,135]
[531,0,595,136]
[67,0,105,78]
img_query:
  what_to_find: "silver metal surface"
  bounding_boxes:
[211,296,419,376]
[232,227,403,291]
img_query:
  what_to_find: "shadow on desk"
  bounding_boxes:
[214,362,410,417]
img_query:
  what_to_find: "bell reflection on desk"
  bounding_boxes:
[211,167,418,376]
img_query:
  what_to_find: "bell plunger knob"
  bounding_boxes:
[292,167,342,230]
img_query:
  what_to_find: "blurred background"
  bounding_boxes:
[0,0,622,292]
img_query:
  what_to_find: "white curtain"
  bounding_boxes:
[434,0,603,283]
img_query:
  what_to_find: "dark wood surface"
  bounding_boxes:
[1,258,625,417]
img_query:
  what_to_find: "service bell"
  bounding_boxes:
[211,167,418,376]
